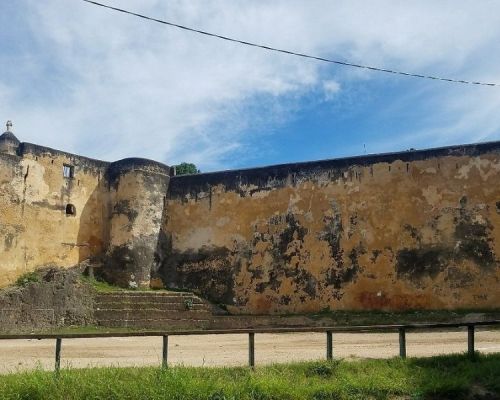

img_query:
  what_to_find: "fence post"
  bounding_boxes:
[468,325,475,359]
[162,335,169,368]
[249,332,255,369]
[399,328,406,359]
[55,338,62,374]
[326,331,333,360]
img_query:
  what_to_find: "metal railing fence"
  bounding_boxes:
[1,320,498,372]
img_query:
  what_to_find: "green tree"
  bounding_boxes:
[174,162,200,175]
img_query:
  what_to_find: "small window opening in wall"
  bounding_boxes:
[65,204,76,216]
[63,164,74,178]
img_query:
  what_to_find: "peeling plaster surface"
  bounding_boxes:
[105,167,169,288]
[1,139,500,313]
[164,144,500,313]
[0,137,172,289]
[0,146,108,287]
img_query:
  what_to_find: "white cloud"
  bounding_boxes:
[322,80,341,100]
[1,0,499,170]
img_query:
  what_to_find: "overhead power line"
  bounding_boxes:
[82,0,498,87]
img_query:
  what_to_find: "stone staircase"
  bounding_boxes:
[94,291,224,329]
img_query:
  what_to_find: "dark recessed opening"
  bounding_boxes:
[496,201,500,214]
[66,204,76,216]
[63,164,74,178]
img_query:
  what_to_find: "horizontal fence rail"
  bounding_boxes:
[0,320,499,372]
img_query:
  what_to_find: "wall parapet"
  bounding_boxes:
[19,142,109,169]
[168,140,500,199]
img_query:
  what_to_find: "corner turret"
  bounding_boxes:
[103,158,170,289]
[0,121,20,155]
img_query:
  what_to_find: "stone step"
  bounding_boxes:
[95,295,206,305]
[98,318,211,329]
[95,301,211,311]
[94,290,228,330]
[95,309,212,321]
[95,291,197,298]
[95,298,207,307]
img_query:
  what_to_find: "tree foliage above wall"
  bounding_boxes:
[174,162,200,175]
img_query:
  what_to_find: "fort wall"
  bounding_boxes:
[0,143,109,287]
[0,136,170,290]
[1,127,500,313]
[163,143,500,313]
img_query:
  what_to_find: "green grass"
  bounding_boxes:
[79,276,188,293]
[1,353,499,399]
[79,275,127,293]
[15,271,40,287]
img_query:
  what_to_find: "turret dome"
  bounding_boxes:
[0,121,20,155]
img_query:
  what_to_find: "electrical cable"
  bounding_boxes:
[82,0,498,87]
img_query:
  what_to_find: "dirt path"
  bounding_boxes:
[1,329,499,374]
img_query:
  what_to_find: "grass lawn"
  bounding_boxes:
[0,353,498,400]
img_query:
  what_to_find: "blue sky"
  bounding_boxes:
[1,0,500,172]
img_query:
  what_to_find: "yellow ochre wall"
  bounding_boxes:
[2,135,500,314]
[164,144,500,313]
[0,143,109,287]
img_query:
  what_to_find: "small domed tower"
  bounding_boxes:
[0,121,20,155]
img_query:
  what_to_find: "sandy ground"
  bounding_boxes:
[0,329,499,374]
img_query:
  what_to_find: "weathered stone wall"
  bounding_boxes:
[163,143,500,313]
[0,267,96,333]
[2,133,500,314]
[0,143,109,287]
[0,139,172,290]
[103,158,170,288]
